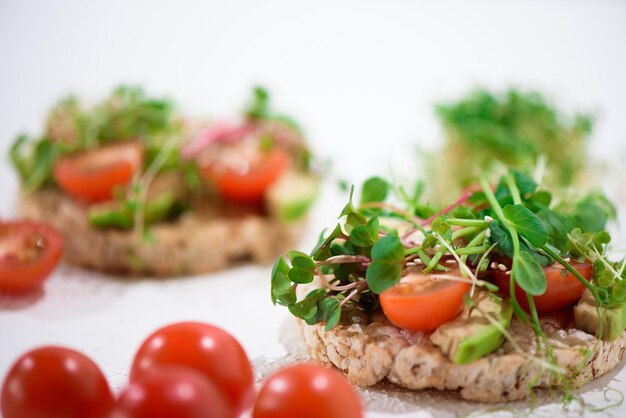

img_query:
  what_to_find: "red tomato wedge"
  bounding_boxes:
[252,363,363,418]
[1,346,114,418]
[0,220,63,294]
[493,261,590,313]
[200,148,288,203]
[379,273,470,331]
[53,141,143,203]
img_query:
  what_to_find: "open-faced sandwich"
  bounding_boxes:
[271,171,625,402]
[10,86,318,276]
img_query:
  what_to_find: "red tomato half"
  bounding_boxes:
[111,368,233,418]
[130,322,255,415]
[252,363,363,418]
[200,148,288,203]
[494,261,590,313]
[379,273,470,331]
[0,220,63,294]
[1,346,114,418]
[53,141,143,203]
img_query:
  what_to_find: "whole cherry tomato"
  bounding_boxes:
[1,346,114,418]
[111,367,233,418]
[252,363,363,418]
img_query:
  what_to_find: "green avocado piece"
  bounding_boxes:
[574,290,626,341]
[430,292,513,365]
[88,191,177,230]
[266,171,318,224]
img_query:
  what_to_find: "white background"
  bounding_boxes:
[1,1,626,417]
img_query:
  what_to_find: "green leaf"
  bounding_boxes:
[512,251,547,296]
[528,190,552,209]
[593,259,613,288]
[311,224,343,261]
[360,177,389,204]
[287,251,316,284]
[490,220,514,258]
[271,257,296,305]
[288,289,323,320]
[503,204,548,247]
[350,217,379,247]
[366,235,405,294]
[571,193,616,233]
[431,217,452,239]
[340,186,367,232]
[592,231,611,251]
[319,298,342,330]
[538,208,572,252]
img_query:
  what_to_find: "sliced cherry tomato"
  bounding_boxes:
[200,148,288,203]
[53,141,143,203]
[130,322,254,415]
[493,261,590,313]
[111,368,233,418]
[252,363,363,418]
[379,272,470,331]
[1,346,114,418]
[0,220,63,294]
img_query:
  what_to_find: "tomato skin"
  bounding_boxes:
[494,262,590,313]
[200,148,288,203]
[130,322,255,415]
[1,346,114,418]
[0,220,63,294]
[379,274,470,331]
[53,141,143,203]
[252,363,363,418]
[111,367,233,418]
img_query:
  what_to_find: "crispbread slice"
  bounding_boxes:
[19,188,304,276]
[298,315,626,403]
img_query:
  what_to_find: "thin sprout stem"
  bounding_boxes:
[504,173,523,205]
[340,288,360,308]
[317,255,369,267]
[474,242,498,277]
[433,232,479,296]
[451,226,480,240]
[447,218,489,227]
[456,245,491,255]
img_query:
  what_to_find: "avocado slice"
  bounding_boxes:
[88,191,177,230]
[266,171,318,224]
[574,289,626,341]
[430,291,513,364]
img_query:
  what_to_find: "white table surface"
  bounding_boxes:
[2,1,626,416]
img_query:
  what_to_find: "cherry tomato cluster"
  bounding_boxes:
[1,322,363,418]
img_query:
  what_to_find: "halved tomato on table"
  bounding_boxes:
[200,148,289,203]
[53,141,143,203]
[0,220,63,294]
[493,261,590,313]
[379,272,470,331]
